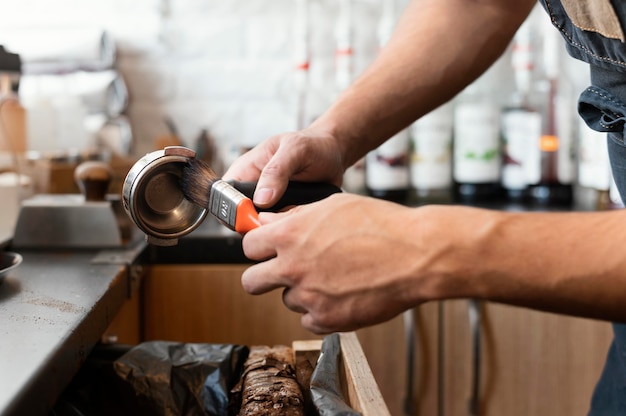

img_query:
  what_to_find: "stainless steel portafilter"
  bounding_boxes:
[122,146,207,246]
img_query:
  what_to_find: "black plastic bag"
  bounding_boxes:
[114,341,249,416]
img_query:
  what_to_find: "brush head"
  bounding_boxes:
[180,158,220,208]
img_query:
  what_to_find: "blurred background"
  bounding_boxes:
[0,0,389,166]
[0,0,612,210]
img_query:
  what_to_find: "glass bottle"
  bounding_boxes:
[500,19,541,203]
[526,15,574,207]
[452,78,502,204]
[366,129,411,203]
[0,71,26,154]
[409,102,453,204]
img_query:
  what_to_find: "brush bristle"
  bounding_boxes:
[180,158,220,207]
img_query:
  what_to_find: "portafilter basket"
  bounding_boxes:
[123,146,208,246]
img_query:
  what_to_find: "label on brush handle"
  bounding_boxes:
[209,180,248,230]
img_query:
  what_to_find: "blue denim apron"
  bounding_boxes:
[538,1,626,414]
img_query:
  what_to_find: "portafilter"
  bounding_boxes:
[123,146,207,246]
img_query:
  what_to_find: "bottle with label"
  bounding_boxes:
[366,129,411,203]
[452,78,502,204]
[409,102,453,203]
[0,73,28,156]
[500,19,541,202]
[364,0,410,203]
[526,15,574,207]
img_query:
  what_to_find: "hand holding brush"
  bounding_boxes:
[181,158,342,233]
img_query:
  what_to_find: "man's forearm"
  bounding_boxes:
[417,206,626,322]
[311,0,536,168]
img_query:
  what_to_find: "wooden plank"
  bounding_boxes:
[293,335,390,415]
[339,332,391,416]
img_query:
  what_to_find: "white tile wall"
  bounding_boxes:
[3,0,587,168]
[3,0,386,161]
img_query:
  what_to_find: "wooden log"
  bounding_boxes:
[235,345,305,416]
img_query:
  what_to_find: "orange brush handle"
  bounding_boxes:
[234,198,262,233]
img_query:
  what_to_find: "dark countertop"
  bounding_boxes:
[0,215,248,416]
[0,249,131,416]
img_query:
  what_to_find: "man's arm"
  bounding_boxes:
[241,198,626,334]
[412,205,626,323]
[312,0,538,168]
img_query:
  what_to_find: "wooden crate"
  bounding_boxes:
[293,332,390,416]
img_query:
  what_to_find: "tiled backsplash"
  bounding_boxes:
[3,0,385,164]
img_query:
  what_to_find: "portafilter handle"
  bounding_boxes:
[74,161,113,202]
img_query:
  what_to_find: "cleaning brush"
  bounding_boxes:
[180,158,342,232]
